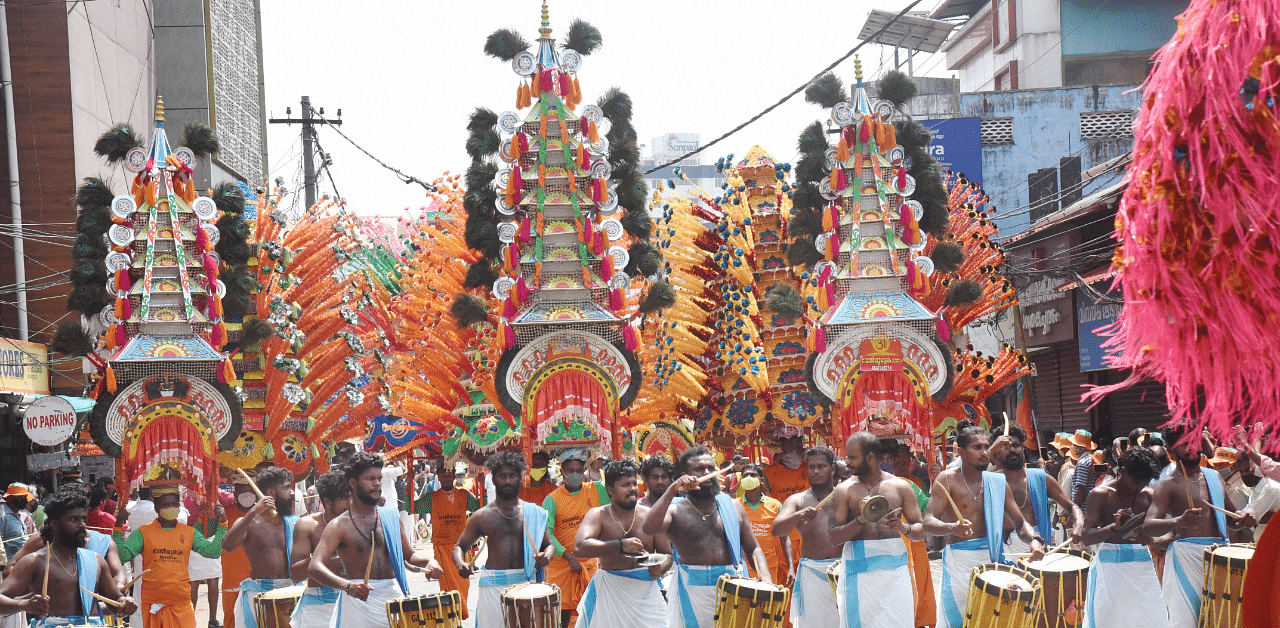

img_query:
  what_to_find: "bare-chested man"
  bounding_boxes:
[452,450,554,628]
[288,470,350,628]
[924,421,1043,628]
[825,433,924,628]
[1078,446,1165,628]
[1143,427,1255,628]
[639,455,675,508]
[989,423,1083,554]
[641,445,770,628]
[772,446,844,628]
[573,460,672,628]
[309,453,442,628]
[224,467,299,628]
[0,486,137,626]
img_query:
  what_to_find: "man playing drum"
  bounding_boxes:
[288,470,351,628]
[573,460,672,628]
[452,451,555,628]
[1079,446,1166,628]
[990,423,1083,553]
[642,445,772,628]
[1143,426,1255,628]
[224,467,300,628]
[923,421,1044,628]
[827,433,924,628]
[772,447,843,628]
[308,453,443,628]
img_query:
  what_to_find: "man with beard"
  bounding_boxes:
[764,426,809,568]
[308,453,443,628]
[573,460,672,628]
[413,463,479,621]
[740,464,791,586]
[990,423,1083,553]
[825,433,924,628]
[224,467,299,628]
[1143,426,1254,628]
[542,448,612,628]
[772,447,846,628]
[452,451,554,628]
[642,445,771,628]
[923,421,1043,628]
[288,470,351,628]
[114,480,227,628]
[639,455,675,508]
[1078,447,1166,628]
[0,486,137,625]
[521,451,558,507]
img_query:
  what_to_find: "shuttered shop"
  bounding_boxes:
[1101,377,1169,439]
[1029,343,1093,434]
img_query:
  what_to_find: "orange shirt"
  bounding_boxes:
[764,462,810,502]
[545,483,607,554]
[742,495,786,578]
[416,488,479,546]
[138,522,201,607]
[218,509,250,589]
[520,478,557,508]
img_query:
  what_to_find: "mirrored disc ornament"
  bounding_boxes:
[825,148,839,170]
[600,218,623,242]
[814,233,830,253]
[100,304,119,327]
[915,256,935,276]
[105,251,132,273]
[905,200,924,221]
[172,147,195,168]
[887,146,906,165]
[589,160,612,179]
[579,105,604,124]
[111,195,137,220]
[814,261,837,278]
[873,100,896,121]
[595,117,612,136]
[607,246,629,271]
[109,224,135,247]
[596,193,618,215]
[497,221,519,243]
[191,196,217,221]
[897,174,916,196]
[588,136,609,156]
[105,279,123,299]
[559,49,582,73]
[909,232,929,252]
[499,137,517,163]
[496,111,522,135]
[494,168,512,191]
[831,102,855,126]
[202,222,220,246]
[495,195,517,216]
[818,178,838,200]
[492,276,515,300]
[511,51,536,76]
[216,279,227,298]
[609,272,630,291]
[124,147,148,173]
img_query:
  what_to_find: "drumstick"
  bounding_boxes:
[0,531,37,544]
[363,524,376,585]
[815,490,836,511]
[467,538,487,570]
[42,546,51,597]
[1003,413,1010,437]
[695,464,734,483]
[123,569,151,590]
[404,562,427,573]
[81,586,124,608]
[936,484,968,523]
[237,469,277,518]
[1201,501,1244,520]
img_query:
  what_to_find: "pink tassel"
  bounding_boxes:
[203,252,218,278]
[557,71,571,98]
[511,164,523,191]
[897,167,907,191]
[210,323,224,349]
[818,262,833,284]
[503,297,516,318]
[115,324,127,346]
[836,168,847,191]
[120,297,133,320]
[936,317,951,342]
[516,132,529,154]
[195,224,209,252]
[826,282,836,306]
[623,323,638,350]
[592,179,604,203]
[815,328,827,353]
[520,216,532,242]
[579,147,590,169]
[516,276,531,303]
[116,270,131,292]
[859,118,871,143]
[601,256,614,281]
[905,259,918,285]
[609,288,623,311]
[539,69,554,95]
[502,322,516,348]
[592,233,605,256]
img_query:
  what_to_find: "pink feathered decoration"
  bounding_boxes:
[1084,0,1280,446]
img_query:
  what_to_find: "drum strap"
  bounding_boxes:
[1026,469,1052,543]
[981,472,1007,564]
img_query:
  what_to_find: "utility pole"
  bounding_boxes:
[1,2,28,340]
[268,96,341,211]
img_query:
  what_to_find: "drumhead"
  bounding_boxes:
[1212,545,1255,560]
[1024,554,1091,572]
[389,592,458,611]
[505,582,558,599]
[720,576,787,603]
[259,585,305,600]
[977,570,1033,591]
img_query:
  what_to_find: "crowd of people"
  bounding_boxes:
[0,421,1274,628]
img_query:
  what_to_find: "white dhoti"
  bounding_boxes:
[792,557,839,628]
[939,538,990,628]
[188,551,222,581]
[331,578,404,628]
[1004,533,1032,558]
[476,569,532,628]
[576,567,667,628]
[291,586,339,628]
[669,563,743,628]
[1083,543,1168,628]
[1161,537,1219,628]
[236,578,293,628]
[838,538,912,628]
[27,618,105,627]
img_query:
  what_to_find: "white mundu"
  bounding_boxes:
[1082,543,1169,628]
[838,538,913,628]
[576,567,668,628]
[793,557,839,628]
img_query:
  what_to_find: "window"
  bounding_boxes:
[1079,111,1135,140]
[980,117,1015,145]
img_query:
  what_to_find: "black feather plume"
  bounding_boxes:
[624,241,662,277]
[895,120,932,157]
[73,233,107,262]
[638,281,676,314]
[794,153,826,186]
[76,206,111,236]
[239,318,274,347]
[791,182,824,212]
[71,260,107,286]
[216,212,251,245]
[797,121,828,158]
[465,162,499,197]
[450,294,490,328]
[911,157,950,236]
[562,19,603,55]
[805,73,846,109]
[466,128,501,161]
[76,177,115,210]
[598,88,633,124]
[464,216,501,259]
[94,124,142,163]
[621,207,653,240]
[786,238,825,267]
[944,279,984,306]
[467,108,499,134]
[787,208,824,238]
[484,29,530,61]
[211,182,245,215]
[764,284,805,318]
[464,260,499,290]
[876,71,918,109]
[67,285,111,314]
[931,241,965,273]
[180,123,219,158]
[51,323,96,357]
[221,265,254,320]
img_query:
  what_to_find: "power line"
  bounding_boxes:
[309,110,437,193]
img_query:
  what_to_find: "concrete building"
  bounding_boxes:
[641,133,725,193]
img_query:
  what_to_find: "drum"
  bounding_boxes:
[1019,549,1092,628]
[964,563,1041,628]
[253,585,305,628]
[826,560,841,597]
[1199,543,1254,628]
[500,582,561,628]
[386,591,463,628]
[713,575,790,628]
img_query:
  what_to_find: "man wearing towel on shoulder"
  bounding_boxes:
[223,466,300,628]
[452,451,555,628]
[1143,426,1255,628]
[990,423,1083,554]
[308,453,443,628]
[573,459,672,628]
[924,421,1045,628]
[826,433,925,628]
[642,445,771,628]
[289,470,351,628]
[772,446,843,628]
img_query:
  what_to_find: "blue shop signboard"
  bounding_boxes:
[1076,288,1122,371]
[919,117,983,186]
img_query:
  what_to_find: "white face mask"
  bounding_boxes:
[778,452,802,469]
[237,492,256,509]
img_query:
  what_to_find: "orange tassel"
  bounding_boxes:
[835,137,850,163]
[222,358,236,383]
[105,325,117,350]
[516,83,524,109]
[883,123,897,151]
[572,76,582,108]
[106,365,118,393]
[588,120,599,144]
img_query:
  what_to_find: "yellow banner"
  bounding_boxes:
[0,338,50,396]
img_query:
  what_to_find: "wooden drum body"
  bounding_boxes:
[253,585,305,628]
[964,563,1041,628]
[500,582,562,628]
[1019,549,1092,628]
[713,576,790,628]
[1199,543,1254,628]
[386,591,463,628]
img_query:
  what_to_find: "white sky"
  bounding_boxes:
[260,0,952,216]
